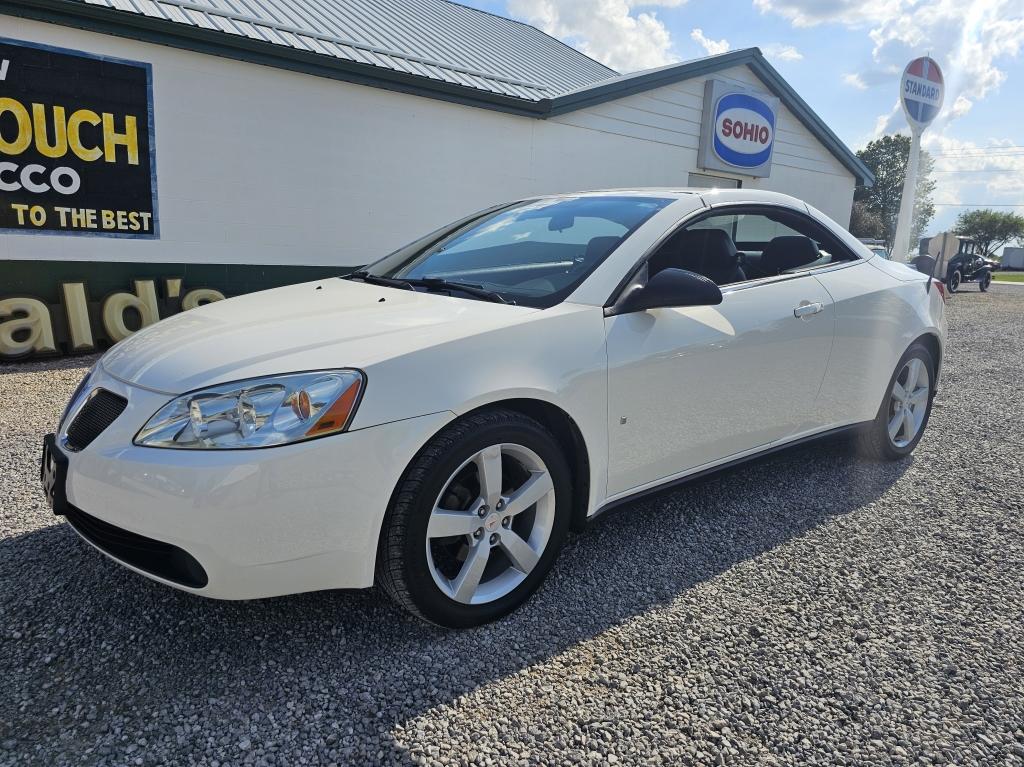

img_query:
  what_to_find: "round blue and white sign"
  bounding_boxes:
[901,56,944,129]
[712,92,776,169]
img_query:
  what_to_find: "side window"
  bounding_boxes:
[646,208,858,286]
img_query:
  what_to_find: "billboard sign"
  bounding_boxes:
[698,79,780,178]
[0,37,158,238]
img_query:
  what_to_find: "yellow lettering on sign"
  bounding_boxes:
[102,112,139,165]
[0,297,57,357]
[102,280,160,342]
[182,288,226,311]
[0,99,142,164]
[67,109,102,162]
[0,97,32,156]
[32,104,68,159]
[61,283,95,352]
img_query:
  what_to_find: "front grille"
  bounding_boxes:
[64,505,209,589]
[65,389,128,451]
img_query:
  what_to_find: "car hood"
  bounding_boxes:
[101,278,538,394]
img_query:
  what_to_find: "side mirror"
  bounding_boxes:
[610,268,723,315]
[912,255,936,275]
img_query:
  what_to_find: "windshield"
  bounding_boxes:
[362,195,672,308]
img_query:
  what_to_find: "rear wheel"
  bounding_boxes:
[948,270,962,293]
[856,344,935,460]
[377,409,571,628]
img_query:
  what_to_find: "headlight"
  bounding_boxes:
[134,370,364,449]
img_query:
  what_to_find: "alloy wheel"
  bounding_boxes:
[888,357,930,448]
[425,443,556,605]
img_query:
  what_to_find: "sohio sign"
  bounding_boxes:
[698,80,780,179]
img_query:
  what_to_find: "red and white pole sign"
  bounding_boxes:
[892,57,944,261]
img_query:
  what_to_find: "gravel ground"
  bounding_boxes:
[2,285,1023,767]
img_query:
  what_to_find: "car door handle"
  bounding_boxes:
[793,301,824,318]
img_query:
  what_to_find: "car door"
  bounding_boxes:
[603,210,837,498]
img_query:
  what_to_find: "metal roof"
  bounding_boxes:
[74,0,616,99]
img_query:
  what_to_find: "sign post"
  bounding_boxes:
[892,56,943,262]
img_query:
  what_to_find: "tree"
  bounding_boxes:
[954,209,1024,257]
[854,134,935,250]
[849,200,886,240]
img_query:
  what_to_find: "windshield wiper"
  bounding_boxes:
[404,277,509,304]
[344,270,414,290]
[345,271,509,304]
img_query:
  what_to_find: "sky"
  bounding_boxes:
[459,0,1024,236]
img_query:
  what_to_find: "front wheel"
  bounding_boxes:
[979,272,992,292]
[856,343,936,460]
[376,409,571,628]
[948,270,962,293]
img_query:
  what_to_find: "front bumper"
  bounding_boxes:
[54,365,454,599]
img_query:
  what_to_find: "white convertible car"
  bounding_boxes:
[42,189,946,627]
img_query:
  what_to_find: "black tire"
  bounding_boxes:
[376,408,572,628]
[856,343,936,461]
[979,272,992,292]
[947,270,961,293]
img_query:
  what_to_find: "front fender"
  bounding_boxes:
[352,303,611,514]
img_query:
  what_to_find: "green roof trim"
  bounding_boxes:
[0,0,872,185]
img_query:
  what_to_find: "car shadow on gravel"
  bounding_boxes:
[1,437,910,764]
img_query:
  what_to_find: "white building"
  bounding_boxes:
[0,0,872,359]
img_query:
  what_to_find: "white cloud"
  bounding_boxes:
[951,94,973,118]
[690,27,731,55]
[873,113,903,136]
[843,73,868,90]
[507,0,689,72]
[924,134,1024,204]
[752,0,892,28]
[761,43,803,62]
[754,0,1024,133]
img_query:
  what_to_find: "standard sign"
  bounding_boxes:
[900,56,944,130]
[0,37,158,237]
[698,79,780,179]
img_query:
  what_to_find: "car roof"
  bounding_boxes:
[532,187,807,208]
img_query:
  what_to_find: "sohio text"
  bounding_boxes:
[718,116,771,146]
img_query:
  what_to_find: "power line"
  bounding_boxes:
[927,147,1024,153]
[932,203,1024,207]
[926,143,1024,153]
[928,150,1024,157]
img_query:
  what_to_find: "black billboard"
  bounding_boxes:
[0,37,158,238]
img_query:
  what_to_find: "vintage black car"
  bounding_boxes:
[914,236,994,293]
